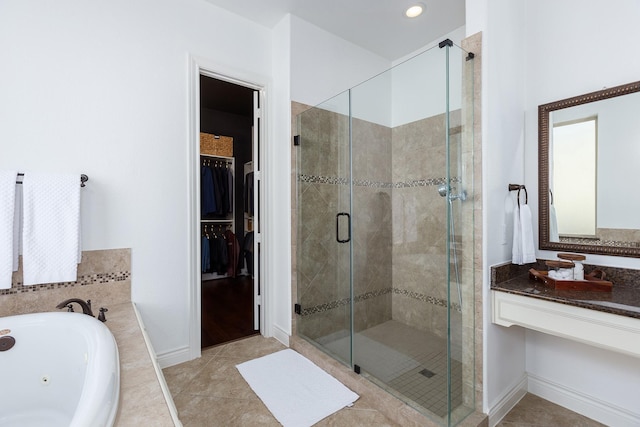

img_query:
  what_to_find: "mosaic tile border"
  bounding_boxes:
[299,174,461,189]
[298,286,460,316]
[1,271,131,296]
[559,236,640,248]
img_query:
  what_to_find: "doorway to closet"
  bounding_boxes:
[199,75,260,348]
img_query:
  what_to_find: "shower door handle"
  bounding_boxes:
[336,212,351,243]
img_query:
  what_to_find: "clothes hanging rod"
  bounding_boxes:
[16,173,89,187]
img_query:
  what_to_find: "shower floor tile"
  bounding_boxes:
[343,320,467,419]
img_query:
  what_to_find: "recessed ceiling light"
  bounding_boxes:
[405,4,425,18]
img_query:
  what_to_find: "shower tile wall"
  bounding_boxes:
[351,117,393,333]
[297,105,353,341]
[391,111,463,340]
[297,107,393,341]
[297,105,472,339]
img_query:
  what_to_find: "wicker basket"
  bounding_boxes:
[200,133,233,157]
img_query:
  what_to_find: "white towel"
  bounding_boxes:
[0,171,18,289]
[511,206,523,264]
[22,172,81,286]
[520,205,536,264]
[13,182,23,271]
[512,204,536,265]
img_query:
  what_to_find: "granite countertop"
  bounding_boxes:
[491,262,640,320]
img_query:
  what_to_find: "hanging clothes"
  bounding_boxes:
[201,233,211,273]
[243,231,254,276]
[201,164,216,216]
[224,229,240,278]
[201,158,233,219]
[210,231,228,275]
[244,171,254,216]
[227,167,233,215]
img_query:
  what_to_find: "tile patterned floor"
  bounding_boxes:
[162,335,400,426]
[162,335,604,427]
[497,393,605,427]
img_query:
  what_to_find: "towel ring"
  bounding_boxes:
[517,187,528,207]
[508,184,528,208]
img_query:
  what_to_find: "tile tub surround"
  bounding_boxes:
[110,302,174,426]
[491,261,640,318]
[0,248,131,317]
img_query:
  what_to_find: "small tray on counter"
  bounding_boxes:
[528,268,613,292]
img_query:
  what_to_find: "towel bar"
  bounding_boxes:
[16,173,88,187]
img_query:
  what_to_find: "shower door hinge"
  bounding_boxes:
[294,303,301,315]
[354,365,361,375]
[438,38,453,48]
[293,135,300,146]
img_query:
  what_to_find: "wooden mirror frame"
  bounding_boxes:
[539,80,640,257]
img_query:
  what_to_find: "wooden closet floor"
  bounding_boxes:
[201,275,259,349]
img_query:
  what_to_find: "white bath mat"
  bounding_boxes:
[236,349,359,427]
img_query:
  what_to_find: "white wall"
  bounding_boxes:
[523,1,640,424]
[466,0,529,417]
[289,15,390,117]
[0,0,277,359]
[391,26,467,128]
[269,14,293,344]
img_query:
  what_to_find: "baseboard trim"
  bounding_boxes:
[271,324,290,347]
[157,345,191,369]
[528,373,640,427]
[488,374,528,427]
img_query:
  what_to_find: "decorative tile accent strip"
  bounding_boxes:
[392,288,448,308]
[559,236,640,248]
[298,286,461,316]
[1,271,131,296]
[299,174,349,186]
[299,174,461,189]
[352,179,393,188]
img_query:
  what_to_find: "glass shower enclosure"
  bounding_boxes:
[295,41,475,426]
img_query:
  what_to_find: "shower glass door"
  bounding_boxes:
[296,90,353,366]
[296,40,475,426]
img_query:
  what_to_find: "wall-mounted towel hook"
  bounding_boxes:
[508,184,528,207]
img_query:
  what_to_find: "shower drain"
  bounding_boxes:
[419,368,435,378]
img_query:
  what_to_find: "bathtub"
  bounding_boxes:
[0,312,120,427]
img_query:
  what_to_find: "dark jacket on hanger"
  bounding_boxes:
[225,229,240,278]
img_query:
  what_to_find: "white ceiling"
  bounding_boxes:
[201,0,465,61]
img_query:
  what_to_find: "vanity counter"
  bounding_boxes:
[491,262,640,359]
[491,272,640,319]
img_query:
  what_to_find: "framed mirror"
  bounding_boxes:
[539,80,640,257]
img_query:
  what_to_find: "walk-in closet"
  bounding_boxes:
[199,75,258,348]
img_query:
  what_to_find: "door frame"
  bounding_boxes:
[187,55,268,360]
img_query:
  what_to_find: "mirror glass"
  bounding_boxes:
[539,81,640,257]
